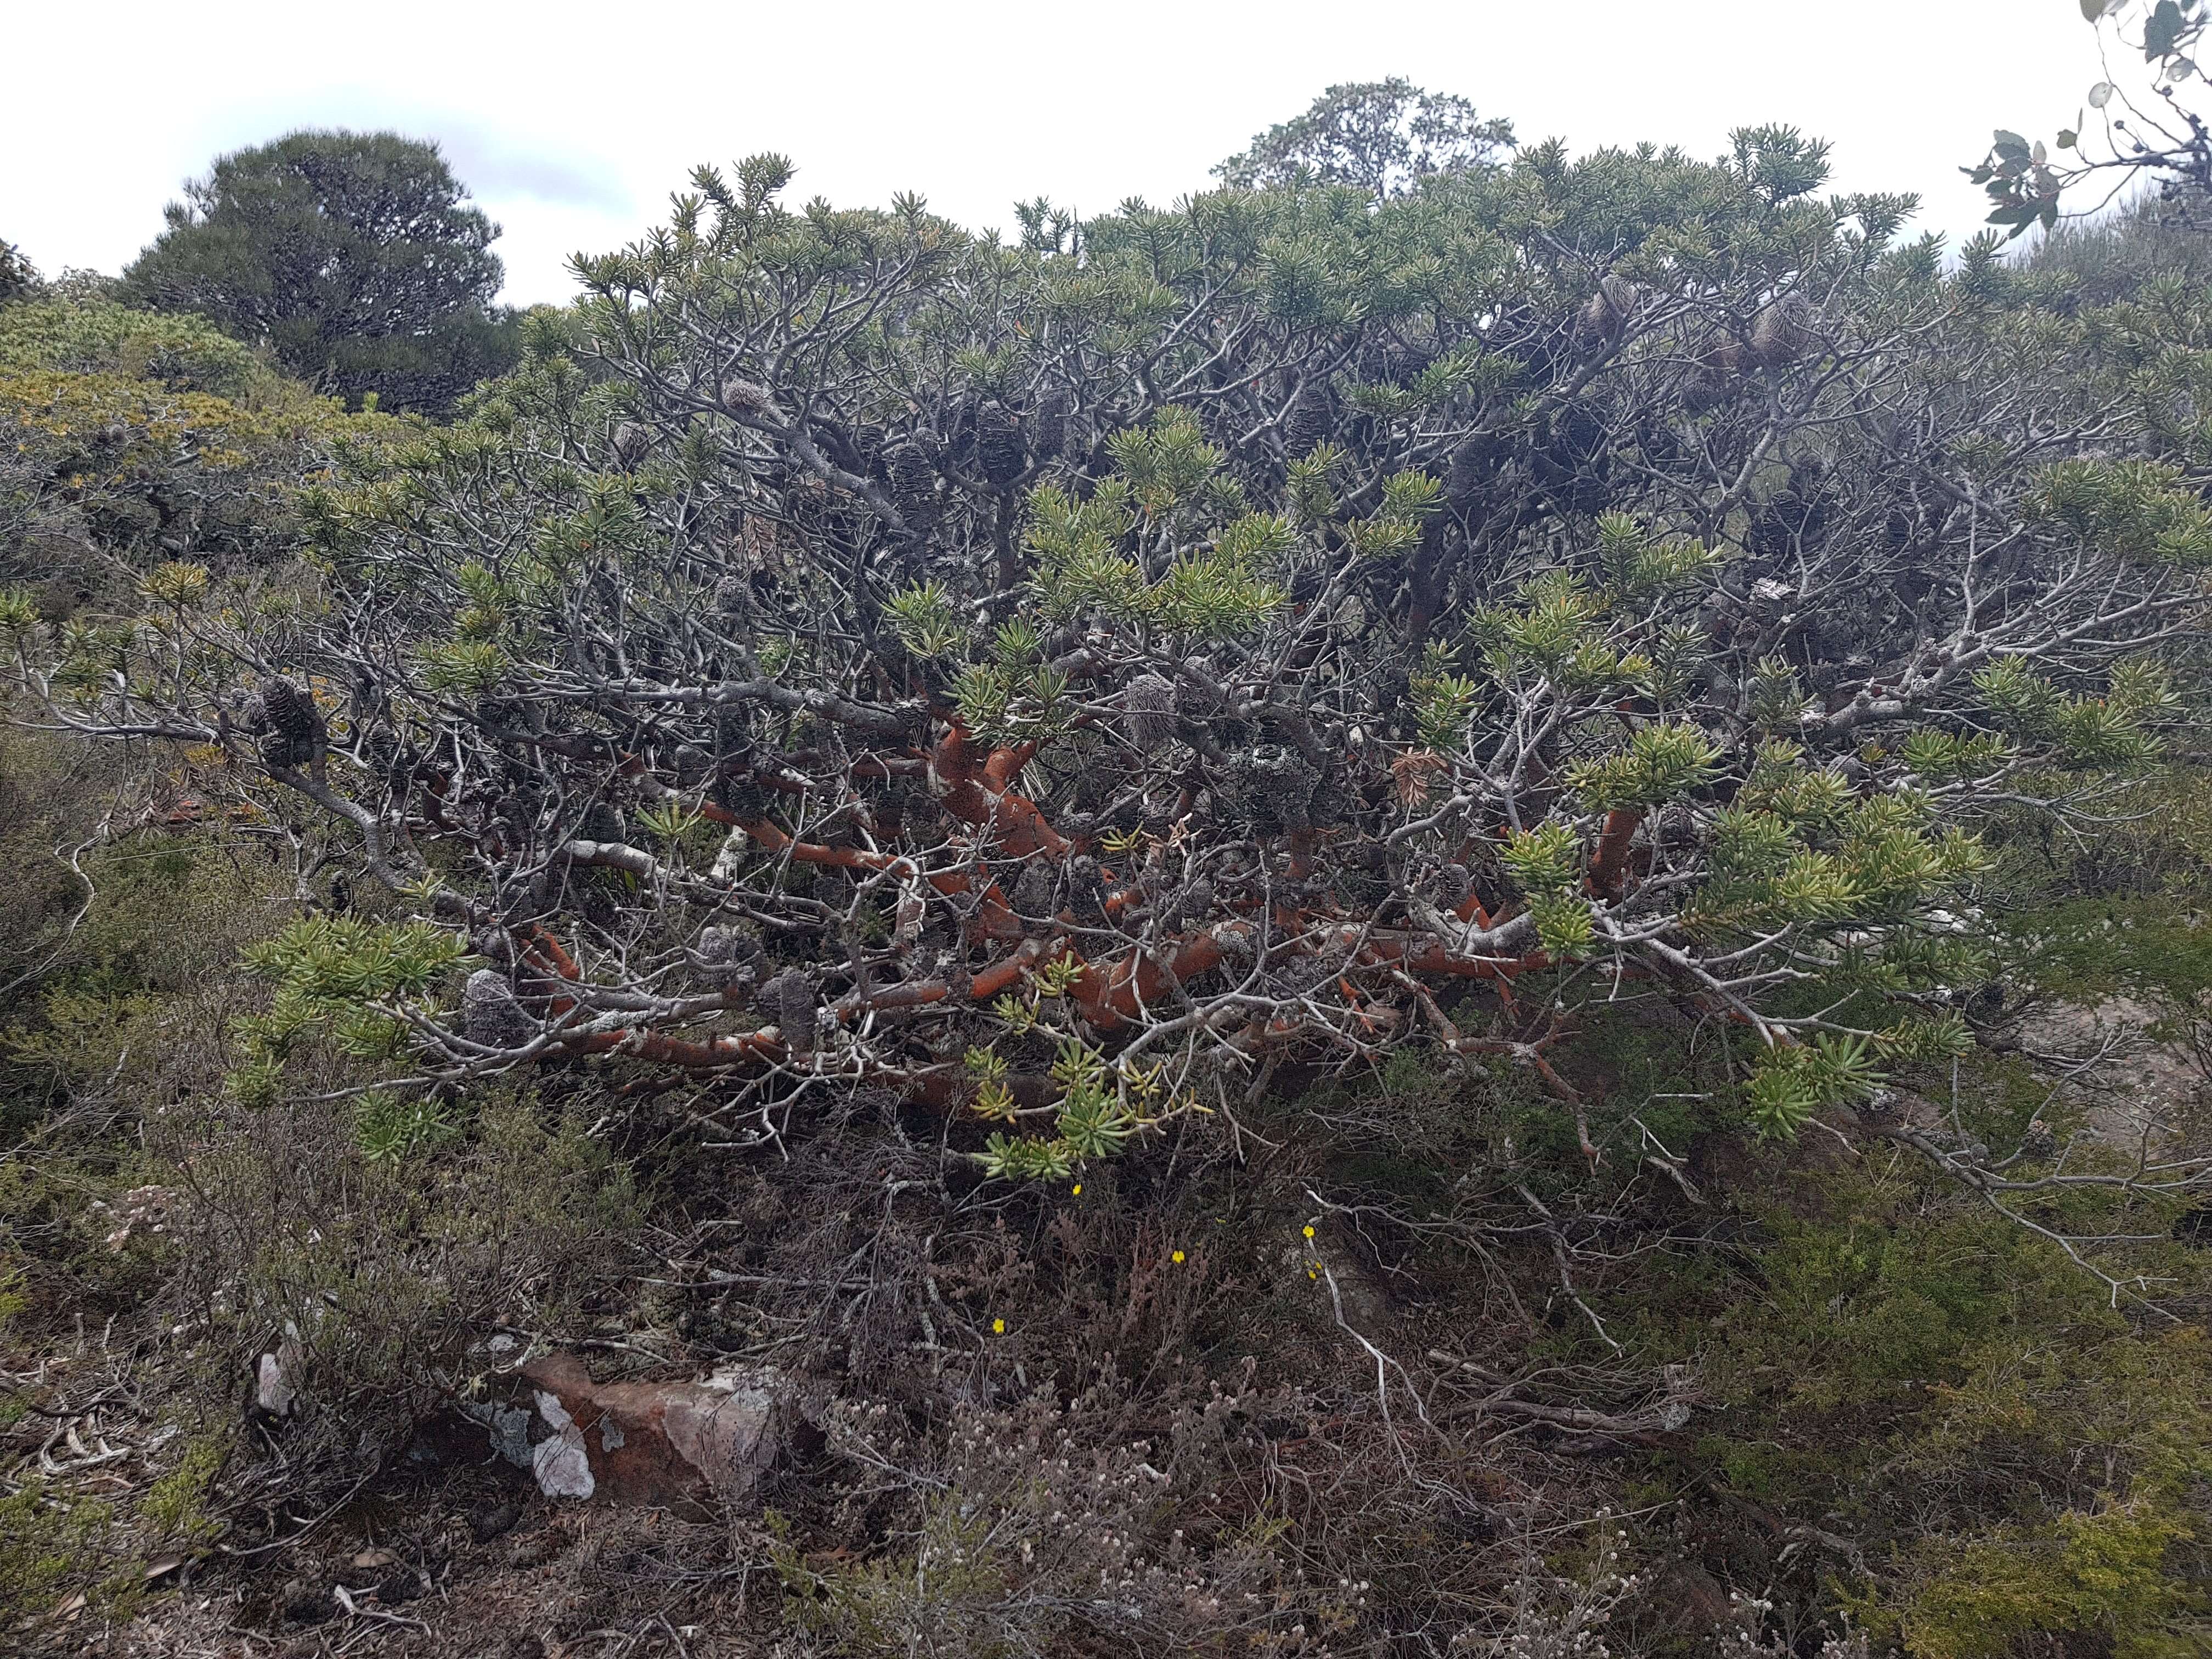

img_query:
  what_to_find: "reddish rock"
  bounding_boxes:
[517,1353,794,1507]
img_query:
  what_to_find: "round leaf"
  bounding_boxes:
[2146,0,2186,60]
[2089,81,2114,108]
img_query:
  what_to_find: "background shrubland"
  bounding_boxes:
[2,32,2212,1659]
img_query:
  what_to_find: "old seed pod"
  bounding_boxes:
[1282,385,1335,457]
[1031,390,1071,462]
[1122,673,1178,750]
[259,679,325,770]
[697,926,764,985]
[719,376,772,415]
[759,967,821,1053]
[462,968,536,1050]
[887,442,939,517]
[1750,295,1813,368]
[975,399,1026,489]
[1575,274,1640,348]
[1012,860,1056,916]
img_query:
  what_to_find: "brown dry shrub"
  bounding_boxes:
[160,1085,643,1504]
[770,1375,1347,1658]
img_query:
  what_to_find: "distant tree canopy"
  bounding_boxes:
[0,238,34,306]
[119,130,518,416]
[1214,78,1515,199]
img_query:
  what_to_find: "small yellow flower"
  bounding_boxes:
[1307,1267,1319,1280]
[992,1317,1006,1335]
[1302,1224,1316,1239]
[1071,1183,1082,1196]
[1171,1250,1185,1265]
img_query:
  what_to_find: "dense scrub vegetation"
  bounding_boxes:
[2,71,2211,1659]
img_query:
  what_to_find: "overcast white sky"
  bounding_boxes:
[4,1,2111,307]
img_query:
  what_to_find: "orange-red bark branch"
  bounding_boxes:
[1588,808,1641,901]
